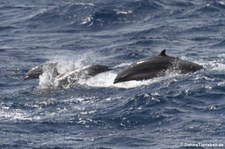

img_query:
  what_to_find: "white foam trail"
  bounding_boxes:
[114,9,133,15]
[0,108,41,121]
[74,3,94,6]
[79,71,177,89]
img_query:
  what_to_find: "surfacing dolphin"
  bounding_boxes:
[54,64,111,86]
[24,63,58,80]
[114,50,203,84]
[24,63,111,82]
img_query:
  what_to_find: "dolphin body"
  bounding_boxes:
[114,50,203,84]
[24,63,58,80]
[54,64,111,86]
[24,63,111,82]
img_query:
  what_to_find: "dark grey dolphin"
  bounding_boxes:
[114,50,203,84]
[24,63,58,80]
[55,64,112,86]
[83,64,112,76]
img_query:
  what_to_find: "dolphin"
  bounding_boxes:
[114,50,203,84]
[24,63,58,80]
[24,63,111,82]
[55,64,112,86]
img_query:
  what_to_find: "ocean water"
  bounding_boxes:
[1,0,225,148]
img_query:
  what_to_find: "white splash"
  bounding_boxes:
[219,1,225,5]
[81,16,93,25]
[37,51,96,89]
[0,108,41,121]
[79,71,171,89]
[114,9,133,15]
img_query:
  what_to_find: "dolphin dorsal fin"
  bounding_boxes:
[159,49,167,57]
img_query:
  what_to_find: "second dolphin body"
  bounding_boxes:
[114,50,203,84]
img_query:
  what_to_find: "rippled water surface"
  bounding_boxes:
[1,0,225,148]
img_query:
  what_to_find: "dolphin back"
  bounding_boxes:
[24,63,58,80]
[114,50,203,84]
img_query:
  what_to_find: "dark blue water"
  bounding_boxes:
[1,0,225,148]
